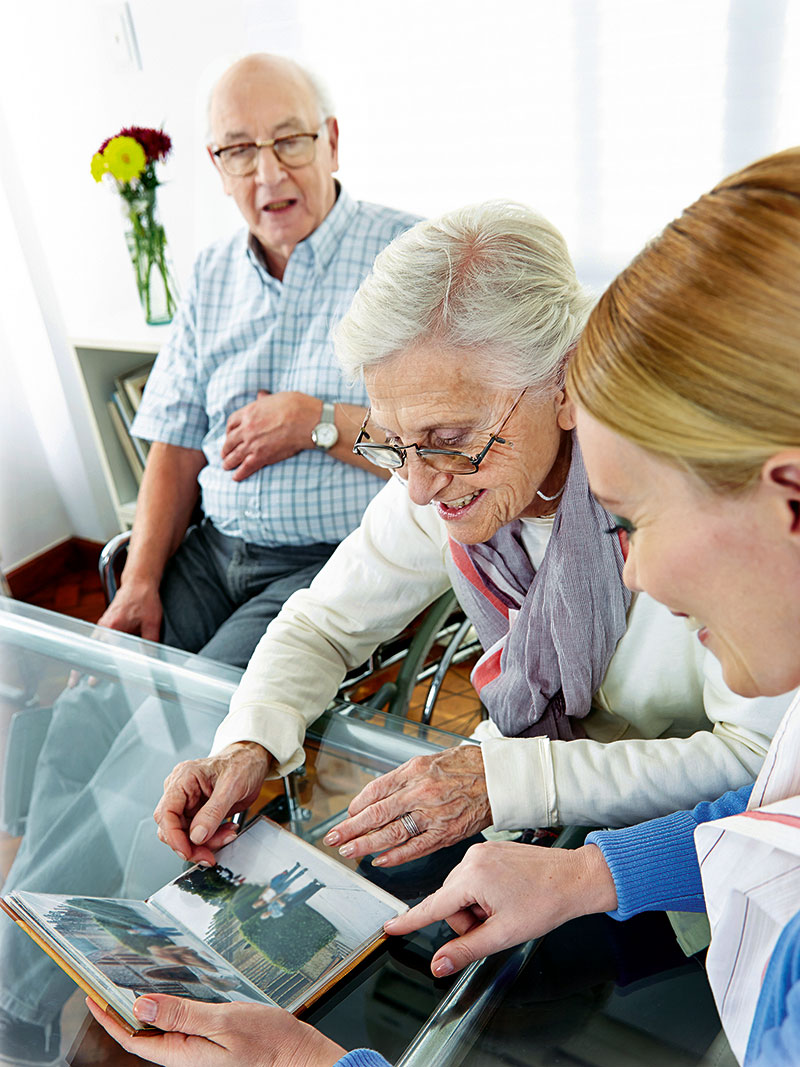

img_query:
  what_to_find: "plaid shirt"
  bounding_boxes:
[133,187,419,546]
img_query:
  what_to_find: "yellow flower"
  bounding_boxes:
[104,135,146,183]
[90,152,108,182]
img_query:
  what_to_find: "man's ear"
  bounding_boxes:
[325,117,340,173]
[762,452,800,534]
[555,390,577,431]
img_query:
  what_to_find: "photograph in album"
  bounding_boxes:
[1,817,407,1035]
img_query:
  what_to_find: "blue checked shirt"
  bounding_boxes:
[133,186,420,547]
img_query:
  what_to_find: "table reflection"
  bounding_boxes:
[0,600,733,1067]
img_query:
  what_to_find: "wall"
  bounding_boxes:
[0,0,798,565]
[0,104,88,568]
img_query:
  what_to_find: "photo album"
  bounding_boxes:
[0,817,407,1036]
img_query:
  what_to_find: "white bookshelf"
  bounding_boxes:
[70,336,162,531]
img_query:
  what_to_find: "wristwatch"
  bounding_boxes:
[311,401,339,451]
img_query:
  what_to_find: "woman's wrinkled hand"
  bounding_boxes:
[153,742,272,867]
[383,841,619,976]
[323,744,492,867]
[86,994,345,1067]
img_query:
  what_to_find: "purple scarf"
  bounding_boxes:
[446,437,631,740]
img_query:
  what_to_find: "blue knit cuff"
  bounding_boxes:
[587,809,706,920]
[335,1050,393,1067]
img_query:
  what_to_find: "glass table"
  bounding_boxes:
[0,599,733,1066]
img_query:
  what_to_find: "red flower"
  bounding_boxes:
[97,126,172,164]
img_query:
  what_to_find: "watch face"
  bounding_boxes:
[313,422,338,449]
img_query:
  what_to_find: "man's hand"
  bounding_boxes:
[384,841,619,977]
[221,390,320,480]
[96,576,163,642]
[153,742,272,867]
[86,994,345,1067]
[96,440,205,643]
[322,745,492,867]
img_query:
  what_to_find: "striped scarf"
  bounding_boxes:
[446,437,631,740]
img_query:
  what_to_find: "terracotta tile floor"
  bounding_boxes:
[20,558,107,624]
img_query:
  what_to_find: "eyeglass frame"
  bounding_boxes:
[352,388,528,474]
[210,127,323,176]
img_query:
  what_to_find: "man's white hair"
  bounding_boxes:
[334,201,595,396]
[206,54,335,142]
[305,66,335,123]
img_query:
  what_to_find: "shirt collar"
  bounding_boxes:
[246,231,272,275]
[303,181,356,272]
[245,181,356,279]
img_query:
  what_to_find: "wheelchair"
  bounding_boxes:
[99,530,482,725]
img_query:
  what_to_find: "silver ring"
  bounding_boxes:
[399,812,423,838]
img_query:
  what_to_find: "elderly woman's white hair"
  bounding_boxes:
[334,201,595,395]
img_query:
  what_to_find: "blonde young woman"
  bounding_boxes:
[389,148,800,1066]
[89,157,800,1066]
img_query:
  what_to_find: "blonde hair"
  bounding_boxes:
[568,147,800,492]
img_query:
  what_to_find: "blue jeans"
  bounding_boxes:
[159,519,337,668]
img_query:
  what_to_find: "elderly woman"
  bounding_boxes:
[153,201,784,874]
[90,160,800,1065]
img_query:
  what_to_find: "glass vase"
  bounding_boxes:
[123,187,179,325]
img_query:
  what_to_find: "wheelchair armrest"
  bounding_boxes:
[98,530,132,605]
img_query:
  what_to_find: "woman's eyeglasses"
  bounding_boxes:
[353,389,527,474]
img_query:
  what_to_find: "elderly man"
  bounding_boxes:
[99,53,418,667]
[0,55,418,1066]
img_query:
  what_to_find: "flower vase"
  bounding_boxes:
[122,188,179,325]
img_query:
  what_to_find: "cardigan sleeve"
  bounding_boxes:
[745,909,800,1066]
[585,785,752,920]
[481,594,789,830]
[210,478,451,775]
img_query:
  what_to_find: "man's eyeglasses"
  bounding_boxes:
[212,130,321,176]
[353,390,527,475]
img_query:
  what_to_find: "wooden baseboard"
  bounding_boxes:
[6,538,103,600]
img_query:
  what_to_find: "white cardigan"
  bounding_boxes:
[212,477,792,829]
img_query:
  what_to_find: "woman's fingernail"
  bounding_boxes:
[384,916,397,930]
[372,855,387,867]
[221,833,237,846]
[190,826,208,845]
[134,997,158,1023]
[324,831,339,846]
[176,851,188,862]
[338,844,354,858]
[199,860,213,868]
[433,957,454,977]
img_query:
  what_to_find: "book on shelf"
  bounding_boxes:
[107,399,145,485]
[110,391,149,469]
[1,817,406,1037]
[116,360,155,415]
[114,361,153,459]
